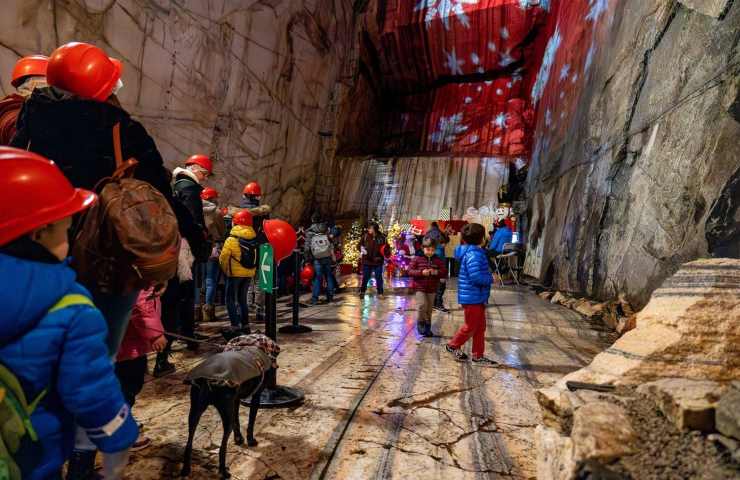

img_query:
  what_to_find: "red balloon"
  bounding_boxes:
[300,264,315,282]
[263,219,297,262]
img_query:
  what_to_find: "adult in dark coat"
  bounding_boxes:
[13,41,172,479]
[155,156,213,376]
[359,222,389,296]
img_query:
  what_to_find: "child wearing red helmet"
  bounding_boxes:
[0,147,137,479]
[219,210,258,333]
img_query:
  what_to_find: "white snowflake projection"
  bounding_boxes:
[487,41,497,52]
[571,73,579,83]
[506,81,513,88]
[415,0,480,30]
[471,52,480,65]
[531,27,561,103]
[584,42,596,71]
[559,64,570,81]
[545,109,552,126]
[499,50,515,67]
[464,96,473,104]
[496,88,504,95]
[585,0,609,22]
[500,27,510,39]
[469,133,480,143]
[429,113,469,146]
[519,0,550,10]
[493,112,507,128]
[492,137,502,146]
[477,66,485,73]
[444,49,465,75]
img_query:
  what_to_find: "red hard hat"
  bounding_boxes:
[0,147,96,246]
[243,182,262,196]
[233,210,253,227]
[47,42,122,102]
[200,187,218,200]
[11,55,49,88]
[185,154,213,175]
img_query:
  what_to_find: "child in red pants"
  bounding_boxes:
[446,223,498,365]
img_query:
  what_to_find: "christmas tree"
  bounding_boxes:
[342,220,363,268]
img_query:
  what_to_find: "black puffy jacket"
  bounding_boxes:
[11,87,171,196]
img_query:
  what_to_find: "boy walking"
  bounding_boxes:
[219,210,258,333]
[408,238,447,337]
[446,223,498,365]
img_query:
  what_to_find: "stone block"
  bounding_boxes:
[678,0,732,18]
[539,291,555,301]
[571,401,637,463]
[716,382,740,441]
[535,425,577,480]
[637,378,726,432]
[551,291,568,305]
[574,300,604,318]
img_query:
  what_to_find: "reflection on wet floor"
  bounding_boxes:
[126,278,614,479]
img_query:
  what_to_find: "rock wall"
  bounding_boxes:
[0,0,359,222]
[524,0,740,308]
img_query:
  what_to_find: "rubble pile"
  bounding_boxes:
[537,290,637,335]
[535,259,740,479]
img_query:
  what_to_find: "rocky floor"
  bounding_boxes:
[125,278,615,479]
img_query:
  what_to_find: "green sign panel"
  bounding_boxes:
[258,243,274,292]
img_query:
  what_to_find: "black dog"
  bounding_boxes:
[181,334,279,479]
[181,372,266,479]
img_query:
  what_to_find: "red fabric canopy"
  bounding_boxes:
[364,0,554,158]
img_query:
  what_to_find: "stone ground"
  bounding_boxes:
[124,277,616,479]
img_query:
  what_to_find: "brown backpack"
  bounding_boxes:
[71,123,180,294]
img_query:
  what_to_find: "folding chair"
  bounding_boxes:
[499,243,523,286]
[487,250,505,287]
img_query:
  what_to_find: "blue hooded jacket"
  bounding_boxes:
[488,226,513,254]
[454,244,492,305]
[0,253,138,479]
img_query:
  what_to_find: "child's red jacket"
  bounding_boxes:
[408,255,447,293]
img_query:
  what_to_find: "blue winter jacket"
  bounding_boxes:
[455,244,492,305]
[0,253,138,479]
[488,226,513,254]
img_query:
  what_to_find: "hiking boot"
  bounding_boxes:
[422,328,434,337]
[202,304,215,322]
[309,299,318,306]
[65,450,98,480]
[433,305,450,313]
[130,436,152,452]
[416,323,427,335]
[445,344,468,361]
[472,356,500,366]
[153,356,175,377]
[193,305,203,323]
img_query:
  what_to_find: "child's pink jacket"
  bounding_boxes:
[116,288,164,362]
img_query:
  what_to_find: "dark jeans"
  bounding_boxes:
[114,356,147,408]
[226,276,251,328]
[161,276,195,351]
[91,289,139,357]
[360,264,384,294]
[312,259,336,301]
[204,258,220,305]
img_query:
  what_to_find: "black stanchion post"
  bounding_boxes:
[279,249,312,334]
[248,253,305,408]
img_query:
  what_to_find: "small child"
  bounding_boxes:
[445,223,498,365]
[0,148,137,478]
[115,288,168,450]
[219,210,258,333]
[408,238,447,337]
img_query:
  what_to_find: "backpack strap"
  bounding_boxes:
[48,294,94,314]
[110,122,138,180]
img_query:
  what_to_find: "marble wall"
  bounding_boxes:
[524,0,740,307]
[0,0,359,222]
[330,155,509,225]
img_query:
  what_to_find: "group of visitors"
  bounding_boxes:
[0,43,270,479]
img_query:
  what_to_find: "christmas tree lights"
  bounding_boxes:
[342,220,363,267]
